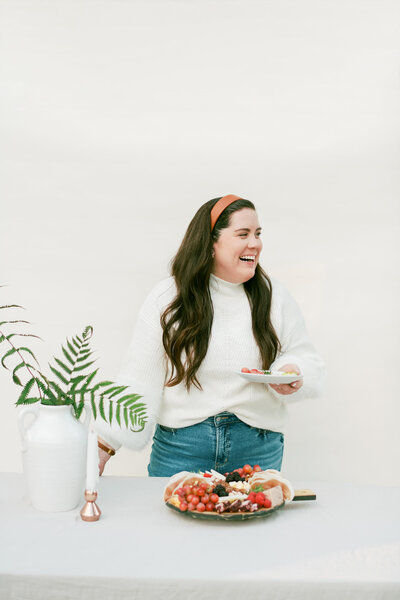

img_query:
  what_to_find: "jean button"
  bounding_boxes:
[216,417,221,422]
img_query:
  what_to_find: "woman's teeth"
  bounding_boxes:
[239,256,255,262]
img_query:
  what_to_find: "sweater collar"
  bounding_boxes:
[209,273,244,295]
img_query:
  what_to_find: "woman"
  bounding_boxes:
[96,195,325,476]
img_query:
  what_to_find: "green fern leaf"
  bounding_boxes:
[124,406,129,428]
[0,304,24,310]
[76,351,92,362]
[82,326,93,340]
[90,391,97,420]
[0,319,29,327]
[67,340,78,357]
[0,334,5,344]
[116,402,121,427]
[36,379,57,403]
[99,396,106,422]
[1,347,17,369]
[108,400,113,426]
[48,381,69,402]
[16,396,42,405]
[62,346,75,366]
[54,357,72,375]
[107,386,129,399]
[82,369,99,388]
[76,335,83,345]
[74,360,96,372]
[72,337,81,350]
[12,362,35,386]
[116,394,142,405]
[92,381,113,393]
[49,365,69,385]
[16,377,36,404]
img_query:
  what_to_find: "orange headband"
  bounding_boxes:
[210,194,242,230]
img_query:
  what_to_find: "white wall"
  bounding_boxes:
[1,0,399,485]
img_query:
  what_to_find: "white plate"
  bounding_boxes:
[238,371,303,384]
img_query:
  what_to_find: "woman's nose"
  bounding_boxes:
[248,235,261,248]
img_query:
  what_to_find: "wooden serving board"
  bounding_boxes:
[292,489,317,501]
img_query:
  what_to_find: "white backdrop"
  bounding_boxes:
[1,0,399,485]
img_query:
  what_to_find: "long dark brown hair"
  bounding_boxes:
[161,197,281,390]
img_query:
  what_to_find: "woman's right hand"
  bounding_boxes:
[98,447,112,475]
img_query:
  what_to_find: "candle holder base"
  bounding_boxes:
[80,489,101,521]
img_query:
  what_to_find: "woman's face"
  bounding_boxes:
[212,208,262,283]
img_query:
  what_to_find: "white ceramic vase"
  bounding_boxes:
[18,404,90,512]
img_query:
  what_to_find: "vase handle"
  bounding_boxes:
[18,405,40,452]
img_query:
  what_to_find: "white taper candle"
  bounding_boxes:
[86,427,98,491]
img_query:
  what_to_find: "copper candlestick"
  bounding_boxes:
[80,489,101,521]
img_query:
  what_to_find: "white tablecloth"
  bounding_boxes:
[0,473,399,600]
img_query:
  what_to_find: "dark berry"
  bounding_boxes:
[213,484,227,497]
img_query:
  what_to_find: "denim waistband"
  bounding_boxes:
[203,412,240,427]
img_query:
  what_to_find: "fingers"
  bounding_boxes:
[269,380,303,395]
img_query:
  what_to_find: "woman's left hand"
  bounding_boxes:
[269,363,303,395]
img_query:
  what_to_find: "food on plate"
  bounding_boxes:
[241,367,300,375]
[164,464,294,514]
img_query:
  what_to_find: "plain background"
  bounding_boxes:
[0,0,399,486]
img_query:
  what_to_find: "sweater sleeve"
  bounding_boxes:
[94,292,166,451]
[269,281,326,400]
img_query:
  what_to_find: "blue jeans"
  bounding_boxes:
[147,412,284,477]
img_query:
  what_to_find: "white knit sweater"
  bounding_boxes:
[95,274,325,450]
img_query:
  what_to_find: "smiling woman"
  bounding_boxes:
[95,195,325,477]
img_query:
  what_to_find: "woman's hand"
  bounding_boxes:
[97,437,115,475]
[269,363,303,395]
[98,448,111,475]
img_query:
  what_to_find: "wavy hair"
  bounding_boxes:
[161,198,281,390]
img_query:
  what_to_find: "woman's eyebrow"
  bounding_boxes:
[234,227,262,232]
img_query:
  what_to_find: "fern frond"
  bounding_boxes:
[66,340,78,357]
[0,320,29,327]
[12,362,37,386]
[90,391,97,420]
[99,396,106,421]
[0,304,24,310]
[16,377,36,404]
[74,359,96,372]
[53,357,72,375]
[49,365,69,385]
[62,346,75,366]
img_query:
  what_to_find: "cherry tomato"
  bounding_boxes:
[243,464,253,474]
[200,494,209,504]
[210,493,219,504]
[205,502,215,512]
[187,502,196,511]
[191,496,200,506]
[186,494,194,503]
[241,367,251,373]
[179,502,188,511]
[255,492,265,505]
[263,497,272,509]
[250,369,261,373]
[253,464,262,472]
[196,502,206,512]
[183,485,191,494]
[176,487,185,496]
[203,473,212,477]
